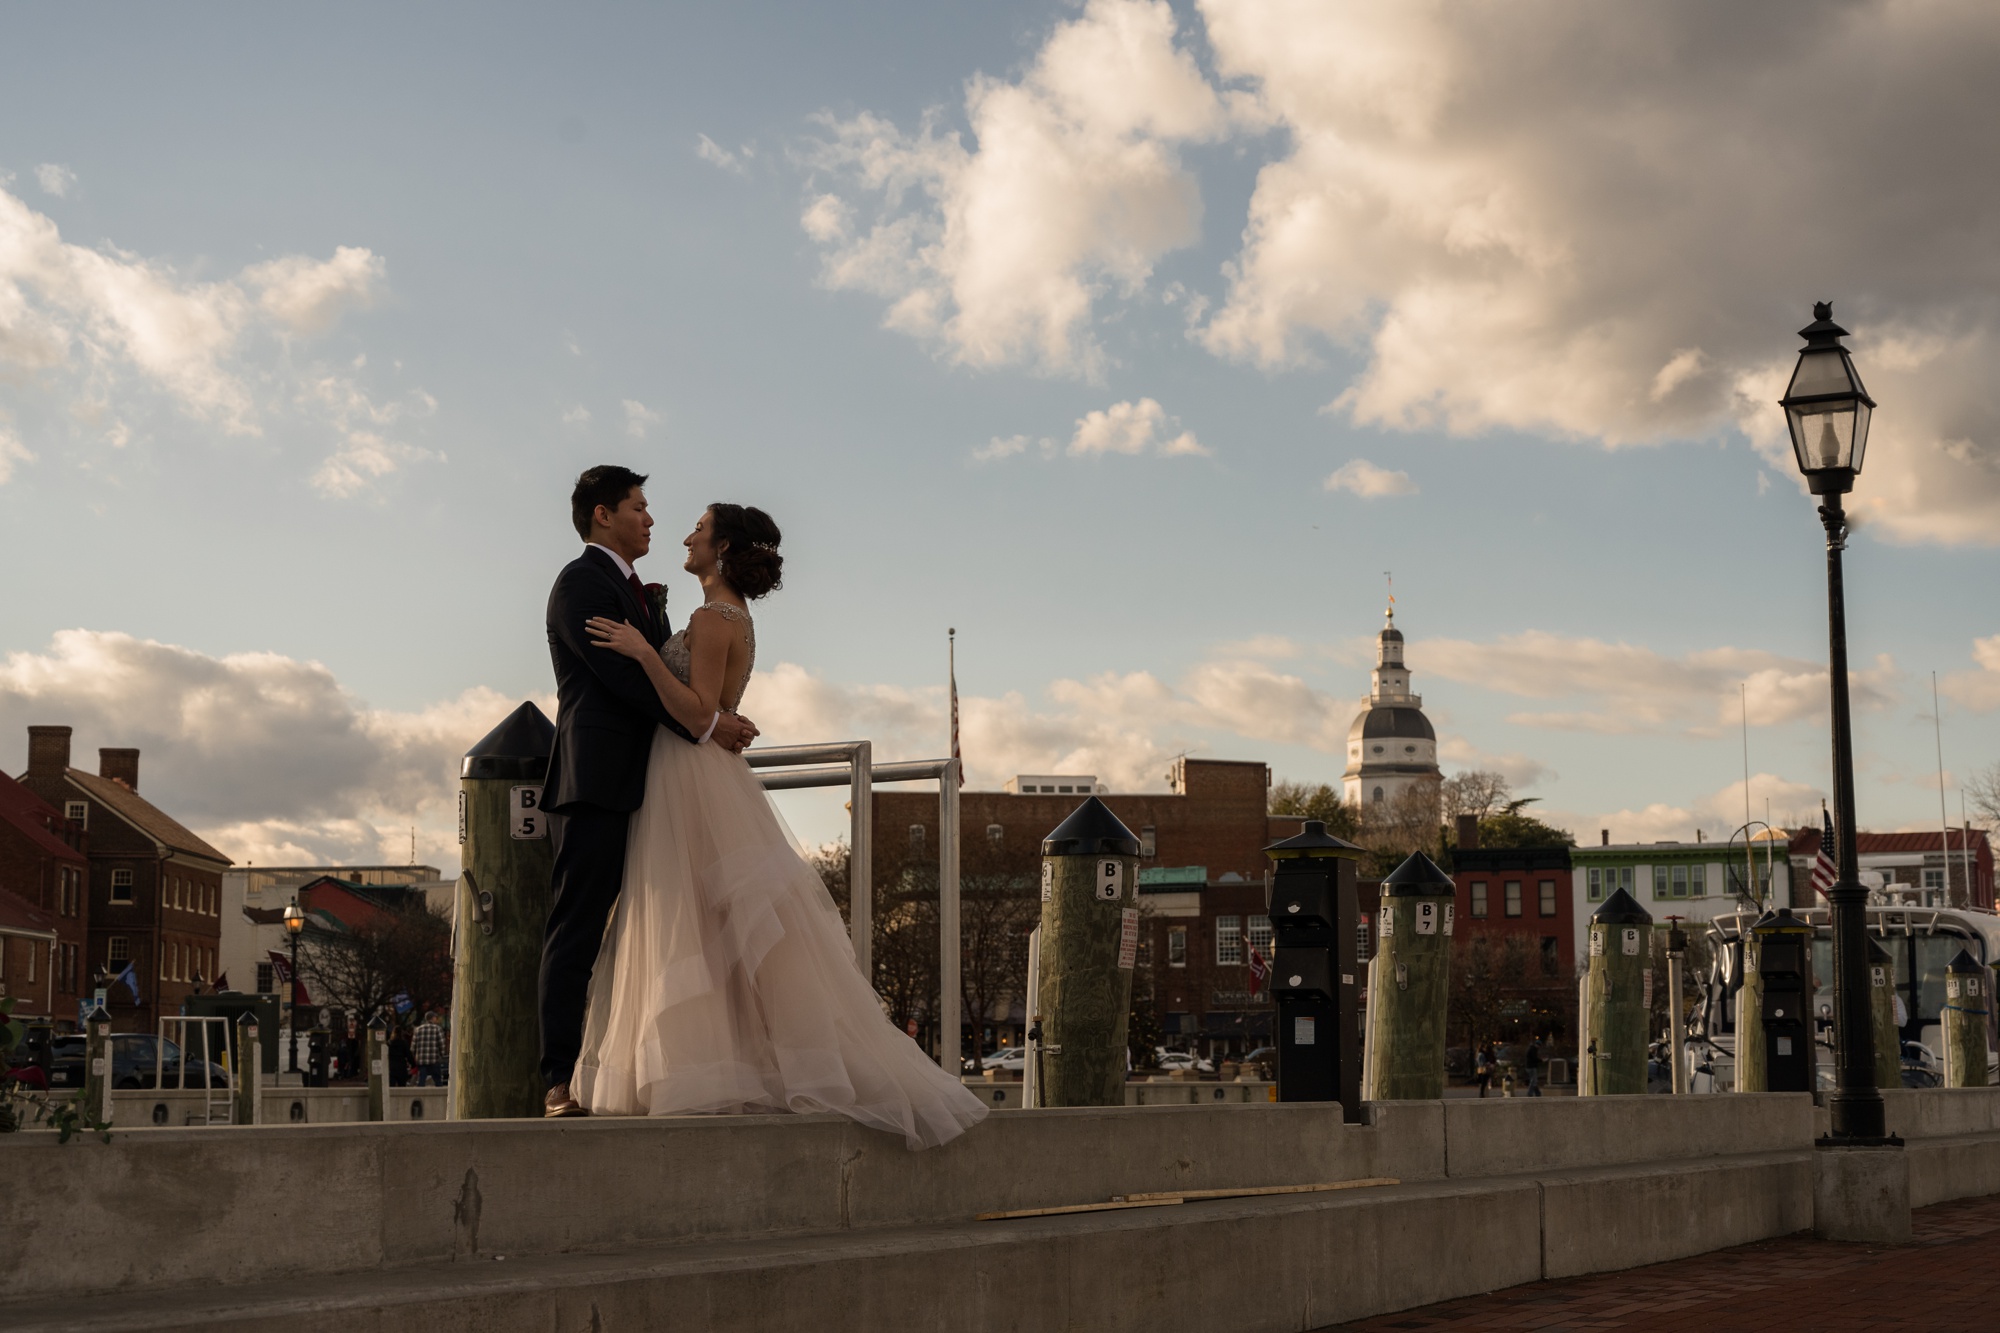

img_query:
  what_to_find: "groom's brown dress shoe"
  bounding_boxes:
[544,1083,588,1118]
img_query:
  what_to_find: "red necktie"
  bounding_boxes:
[627,574,653,631]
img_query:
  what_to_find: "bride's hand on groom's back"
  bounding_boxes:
[585,616,651,660]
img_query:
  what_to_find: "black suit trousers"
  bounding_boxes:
[539,802,630,1089]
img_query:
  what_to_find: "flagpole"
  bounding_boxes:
[948,628,961,788]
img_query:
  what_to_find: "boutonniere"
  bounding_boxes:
[645,582,668,625]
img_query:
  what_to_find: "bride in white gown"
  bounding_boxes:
[573,503,988,1150]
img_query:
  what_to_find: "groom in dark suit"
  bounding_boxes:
[539,464,758,1117]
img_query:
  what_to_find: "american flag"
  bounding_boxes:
[948,628,962,788]
[1810,803,1839,899]
[1248,944,1270,999]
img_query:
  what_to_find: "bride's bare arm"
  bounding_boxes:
[583,617,714,735]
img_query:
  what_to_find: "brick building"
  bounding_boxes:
[1449,817,1576,981]
[0,770,89,1026]
[874,757,1314,1059]
[16,727,232,1034]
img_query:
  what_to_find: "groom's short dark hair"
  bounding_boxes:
[571,465,649,540]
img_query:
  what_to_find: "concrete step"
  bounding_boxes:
[5,1152,1817,1333]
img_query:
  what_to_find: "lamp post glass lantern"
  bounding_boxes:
[283,899,306,1076]
[1780,301,1888,1144]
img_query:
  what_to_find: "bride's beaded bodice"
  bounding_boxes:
[661,601,755,711]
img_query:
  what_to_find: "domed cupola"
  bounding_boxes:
[1342,602,1442,807]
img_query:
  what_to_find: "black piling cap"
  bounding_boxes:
[236,1010,259,1032]
[1381,850,1455,896]
[1265,819,1365,860]
[1042,797,1142,857]
[1947,947,1985,976]
[461,701,556,780]
[367,1012,389,1032]
[1591,887,1653,926]
[1752,906,1813,936]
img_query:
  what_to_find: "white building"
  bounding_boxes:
[1342,605,1441,807]
[1568,833,1794,968]
[219,864,445,998]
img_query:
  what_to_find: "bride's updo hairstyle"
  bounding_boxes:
[709,503,784,600]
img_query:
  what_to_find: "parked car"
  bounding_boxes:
[963,1046,1030,1074]
[1154,1050,1214,1074]
[46,1034,229,1090]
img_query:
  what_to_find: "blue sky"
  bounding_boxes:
[2,2,1997,869]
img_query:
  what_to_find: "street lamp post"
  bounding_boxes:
[1779,300,1888,1143]
[282,898,306,1077]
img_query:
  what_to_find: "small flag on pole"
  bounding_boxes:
[1810,802,1838,900]
[949,627,962,788]
[1248,944,1270,1000]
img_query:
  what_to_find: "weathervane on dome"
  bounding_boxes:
[1383,570,1395,624]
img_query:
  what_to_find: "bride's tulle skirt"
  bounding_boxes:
[572,731,988,1150]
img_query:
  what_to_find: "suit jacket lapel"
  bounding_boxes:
[583,546,656,639]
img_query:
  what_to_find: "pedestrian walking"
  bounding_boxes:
[412,1011,447,1086]
[1524,1036,1544,1097]
[388,1023,413,1087]
[1474,1043,1494,1098]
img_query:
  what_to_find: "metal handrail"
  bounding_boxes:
[747,744,962,1069]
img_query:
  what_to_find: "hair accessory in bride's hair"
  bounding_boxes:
[750,541,778,552]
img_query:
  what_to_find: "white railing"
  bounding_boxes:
[748,745,962,1068]
[156,1014,234,1124]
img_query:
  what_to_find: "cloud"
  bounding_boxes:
[1577,773,1828,847]
[562,404,591,427]
[0,184,423,494]
[1069,397,1207,456]
[1191,1,2000,543]
[800,0,1238,377]
[298,372,441,498]
[1437,736,1549,792]
[1416,630,1898,734]
[1324,457,1417,498]
[1942,634,2000,712]
[34,164,75,198]
[970,434,1036,463]
[243,247,384,334]
[0,630,540,872]
[623,399,662,439]
[697,134,753,174]
[0,427,32,484]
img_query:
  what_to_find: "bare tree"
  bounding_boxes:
[298,898,452,1027]
[1968,761,2000,832]
[1441,770,1512,823]
[956,837,1037,1071]
[810,840,940,1043]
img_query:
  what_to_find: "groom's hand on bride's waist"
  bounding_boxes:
[711,712,759,753]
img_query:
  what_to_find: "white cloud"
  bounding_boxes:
[1069,397,1207,457]
[623,399,662,439]
[1579,773,1827,847]
[244,246,384,334]
[970,434,1033,463]
[801,0,1238,377]
[562,404,592,427]
[0,427,33,484]
[0,630,540,872]
[0,184,421,493]
[697,134,751,175]
[1437,736,1549,792]
[299,373,440,498]
[1416,630,1898,735]
[1942,634,2000,712]
[34,164,76,198]
[1323,457,1417,498]
[1192,1,2000,543]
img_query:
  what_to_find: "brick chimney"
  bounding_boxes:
[27,726,72,777]
[100,747,139,791]
[1456,814,1479,850]
[1601,829,1610,846]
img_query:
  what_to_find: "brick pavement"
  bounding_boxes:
[1319,1190,2000,1331]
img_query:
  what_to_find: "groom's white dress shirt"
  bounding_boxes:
[589,543,720,744]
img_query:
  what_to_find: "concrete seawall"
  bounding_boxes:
[5,1088,1997,1331]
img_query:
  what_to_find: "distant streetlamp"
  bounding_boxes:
[1778,301,1886,1143]
[282,898,306,1076]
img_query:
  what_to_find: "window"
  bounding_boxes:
[1504,881,1523,917]
[65,801,87,828]
[1167,927,1187,967]
[1672,865,1689,899]
[161,943,173,980]
[1247,915,1274,956]
[1372,786,1384,803]
[1587,867,1603,902]
[256,962,275,994]
[1216,915,1243,965]
[1539,880,1557,917]
[107,936,130,965]
[1541,937,1559,976]
[1141,825,1157,858]
[111,869,134,903]
[1470,881,1489,918]
[26,942,36,983]
[986,823,1004,845]
[908,824,925,849]
[1654,865,1670,899]
[1923,868,1945,890]
[1357,919,1372,960]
